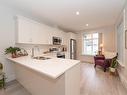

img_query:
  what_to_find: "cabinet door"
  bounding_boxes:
[17,17,34,43]
[45,26,55,45]
[39,25,52,45]
[32,23,50,44]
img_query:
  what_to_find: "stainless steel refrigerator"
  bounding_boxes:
[70,39,76,59]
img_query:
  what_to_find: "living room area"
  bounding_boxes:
[78,25,127,95]
[77,1,127,94]
[79,19,127,95]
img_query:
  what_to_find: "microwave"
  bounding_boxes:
[53,37,62,45]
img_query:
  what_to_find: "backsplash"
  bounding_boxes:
[15,43,67,57]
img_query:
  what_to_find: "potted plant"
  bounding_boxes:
[5,47,21,58]
[0,63,3,73]
[110,57,118,73]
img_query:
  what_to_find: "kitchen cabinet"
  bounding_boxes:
[8,57,80,95]
[16,16,33,44]
[16,16,67,45]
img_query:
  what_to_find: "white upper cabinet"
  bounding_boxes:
[16,16,66,45]
[16,16,33,44]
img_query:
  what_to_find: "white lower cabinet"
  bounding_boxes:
[14,63,80,95]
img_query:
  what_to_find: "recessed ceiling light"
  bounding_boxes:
[76,11,79,15]
[86,24,89,26]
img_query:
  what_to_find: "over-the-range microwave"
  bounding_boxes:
[53,37,62,45]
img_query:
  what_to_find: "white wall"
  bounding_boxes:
[115,2,127,69]
[77,26,116,63]
[115,11,125,66]
[115,2,127,88]
[124,3,127,70]
[0,5,16,82]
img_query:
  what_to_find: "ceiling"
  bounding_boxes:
[1,0,126,32]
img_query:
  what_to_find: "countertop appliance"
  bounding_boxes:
[57,52,65,58]
[53,37,62,45]
[49,47,58,52]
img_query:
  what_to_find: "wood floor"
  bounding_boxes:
[0,63,127,95]
[81,63,127,95]
[0,80,31,95]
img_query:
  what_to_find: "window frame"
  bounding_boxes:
[82,32,99,56]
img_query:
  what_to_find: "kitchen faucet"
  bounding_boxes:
[31,46,40,58]
[31,48,34,58]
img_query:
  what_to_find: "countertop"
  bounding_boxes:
[7,56,80,79]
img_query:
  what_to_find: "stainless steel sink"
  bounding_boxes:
[33,56,51,60]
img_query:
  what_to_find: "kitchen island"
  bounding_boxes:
[8,56,80,95]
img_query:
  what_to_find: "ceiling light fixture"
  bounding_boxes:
[86,24,89,26]
[76,11,79,15]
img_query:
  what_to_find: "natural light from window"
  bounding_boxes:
[83,33,99,56]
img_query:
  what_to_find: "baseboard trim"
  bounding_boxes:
[117,65,127,90]
[6,79,17,87]
[80,61,93,64]
[6,74,16,83]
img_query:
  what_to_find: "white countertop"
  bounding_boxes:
[7,56,80,79]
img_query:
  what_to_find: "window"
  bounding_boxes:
[83,33,99,55]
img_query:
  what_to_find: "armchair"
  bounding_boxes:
[94,55,111,72]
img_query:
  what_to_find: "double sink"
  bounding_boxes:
[32,56,51,60]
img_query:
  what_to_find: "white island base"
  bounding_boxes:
[14,63,80,95]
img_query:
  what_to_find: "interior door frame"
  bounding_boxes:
[125,30,127,49]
